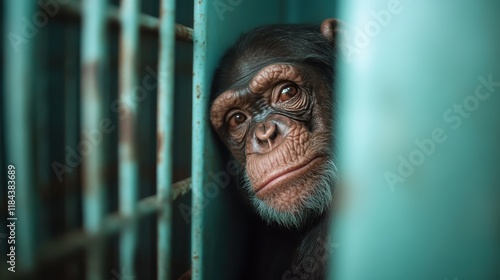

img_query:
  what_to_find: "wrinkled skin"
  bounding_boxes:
[210,19,339,229]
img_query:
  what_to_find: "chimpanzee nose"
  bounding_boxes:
[248,116,292,154]
[255,121,278,142]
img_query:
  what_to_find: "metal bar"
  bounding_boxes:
[4,1,37,272]
[109,178,191,231]
[174,24,194,43]
[192,0,209,278]
[59,2,193,42]
[118,0,140,278]
[156,0,177,278]
[36,178,192,264]
[80,0,109,279]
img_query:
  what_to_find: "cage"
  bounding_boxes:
[1,0,337,279]
[2,0,500,280]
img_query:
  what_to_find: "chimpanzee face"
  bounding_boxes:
[210,19,339,228]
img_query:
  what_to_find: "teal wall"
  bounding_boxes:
[333,0,500,279]
[285,0,338,24]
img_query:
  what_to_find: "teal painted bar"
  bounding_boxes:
[191,0,208,279]
[332,0,500,279]
[4,1,37,273]
[119,0,140,278]
[81,0,108,279]
[156,0,176,278]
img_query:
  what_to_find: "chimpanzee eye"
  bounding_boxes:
[227,111,247,128]
[278,84,299,102]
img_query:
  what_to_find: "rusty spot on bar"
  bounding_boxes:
[81,166,89,194]
[196,85,201,99]
[119,107,135,141]
[119,110,137,160]
[157,132,164,164]
[82,62,99,98]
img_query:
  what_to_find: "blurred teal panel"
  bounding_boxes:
[4,0,37,272]
[333,0,500,279]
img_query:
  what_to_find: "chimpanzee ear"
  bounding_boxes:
[320,18,341,42]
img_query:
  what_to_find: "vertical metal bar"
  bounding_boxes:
[81,0,108,279]
[4,1,36,272]
[192,0,208,279]
[119,0,140,278]
[157,0,176,279]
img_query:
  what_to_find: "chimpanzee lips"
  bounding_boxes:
[254,156,324,196]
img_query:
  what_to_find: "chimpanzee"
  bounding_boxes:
[210,18,339,279]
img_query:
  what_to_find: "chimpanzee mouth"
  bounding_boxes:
[254,156,324,196]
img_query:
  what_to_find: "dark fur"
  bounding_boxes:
[211,24,335,99]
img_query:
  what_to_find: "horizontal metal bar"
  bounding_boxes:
[36,178,191,264]
[171,177,192,199]
[174,24,193,43]
[59,2,193,42]
[108,178,191,233]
